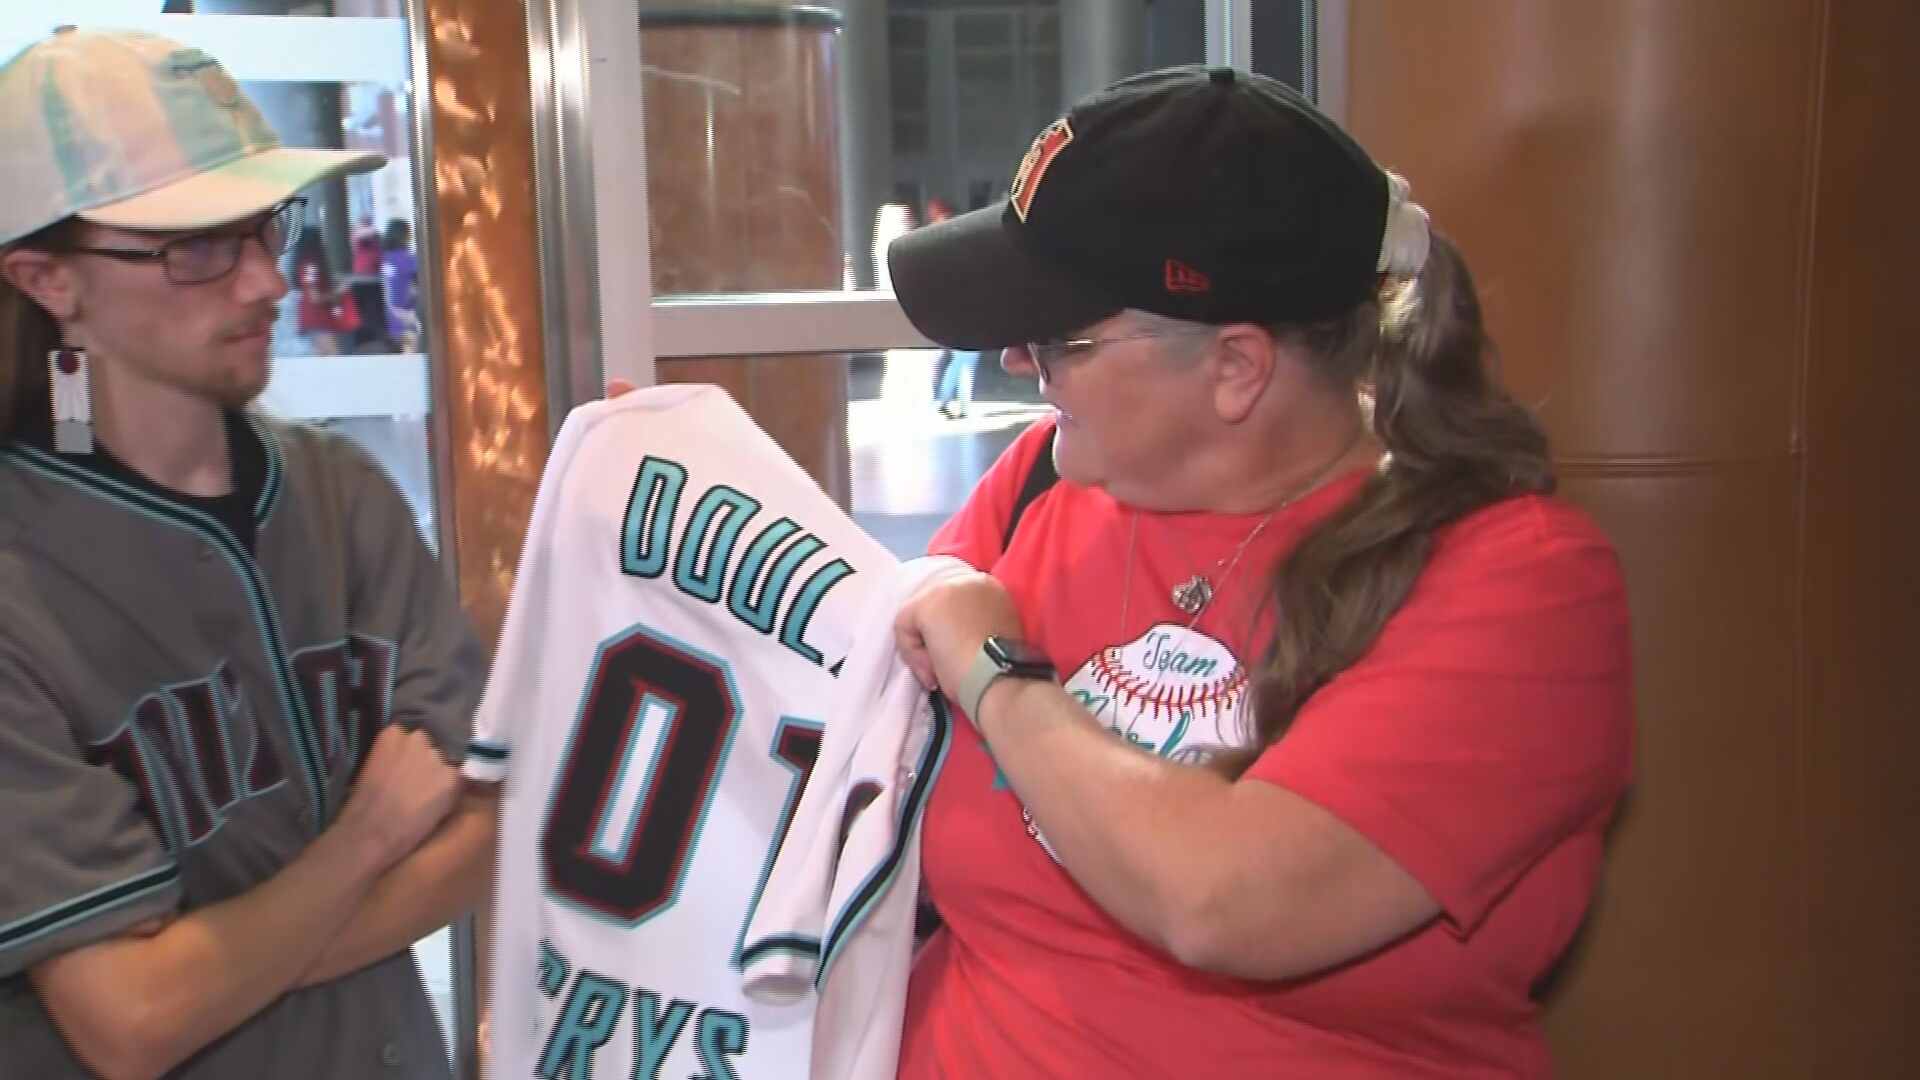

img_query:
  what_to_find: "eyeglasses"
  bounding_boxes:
[1024,327,1215,380]
[67,198,306,286]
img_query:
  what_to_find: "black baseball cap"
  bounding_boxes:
[887,65,1392,351]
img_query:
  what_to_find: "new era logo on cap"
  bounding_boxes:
[1010,118,1073,222]
[1164,259,1211,293]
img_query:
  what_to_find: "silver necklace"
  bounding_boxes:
[1117,509,1272,634]
[1140,425,1369,621]
[1165,512,1274,616]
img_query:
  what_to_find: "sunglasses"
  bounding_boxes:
[67,197,306,286]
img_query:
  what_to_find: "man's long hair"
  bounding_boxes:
[0,219,79,443]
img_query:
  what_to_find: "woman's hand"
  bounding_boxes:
[893,571,1024,697]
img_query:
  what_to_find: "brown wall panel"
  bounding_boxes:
[1348,3,1820,464]
[1346,1,1920,1076]
[1799,1,1920,1074]
[1554,465,1805,1076]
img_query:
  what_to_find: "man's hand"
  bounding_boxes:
[334,726,461,868]
[27,726,457,1080]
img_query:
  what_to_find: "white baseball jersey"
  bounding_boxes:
[741,556,968,1080]
[468,385,930,1080]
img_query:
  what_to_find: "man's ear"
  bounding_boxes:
[1209,323,1280,424]
[1,247,79,323]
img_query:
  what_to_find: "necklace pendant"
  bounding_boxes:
[1171,574,1213,616]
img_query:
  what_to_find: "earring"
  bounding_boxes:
[49,346,92,455]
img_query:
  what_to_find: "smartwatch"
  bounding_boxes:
[955,636,1057,722]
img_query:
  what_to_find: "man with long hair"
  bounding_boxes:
[0,28,490,1079]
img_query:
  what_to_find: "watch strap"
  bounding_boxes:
[955,646,1003,722]
[955,637,1055,721]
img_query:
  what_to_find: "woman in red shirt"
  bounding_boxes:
[885,66,1633,1078]
[291,229,348,355]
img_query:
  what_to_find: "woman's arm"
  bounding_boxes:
[970,675,1437,979]
[896,572,1438,981]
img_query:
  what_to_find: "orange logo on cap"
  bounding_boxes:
[1165,259,1211,293]
[1010,119,1074,222]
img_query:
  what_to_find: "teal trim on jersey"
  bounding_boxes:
[727,520,822,637]
[157,689,223,839]
[693,1008,748,1080]
[309,664,343,760]
[539,623,744,930]
[815,693,954,989]
[672,484,758,604]
[244,414,285,525]
[537,939,569,997]
[731,715,824,969]
[0,862,179,957]
[290,633,398,766]
[585,691,679,867]
[365,633,397,762]
[201,670,248,809]
[127,722,188,852]
[467,739,509,762]
[97,663,276,853]
[620,457,688,578]
[779,556,854,666]
[738,930,820,970]
[178,786,289,852]
[632,992,696,1078]
[537,971,626,1079]
[4,445,332,831]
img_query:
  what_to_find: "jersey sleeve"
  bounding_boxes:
[332,437,486,764]
[1243,499,1634,934]
[927,416,1056,569]
[743,558,964,1080]
[0,629,181,979]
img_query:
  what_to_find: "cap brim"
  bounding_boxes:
[887,203,1120,351]
[78,147,386,233]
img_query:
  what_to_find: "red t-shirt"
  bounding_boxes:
[899,418,1633,1079]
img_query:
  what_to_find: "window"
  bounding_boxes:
[536,1,1293,558]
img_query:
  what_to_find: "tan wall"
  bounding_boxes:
[1342,3,1920,1076]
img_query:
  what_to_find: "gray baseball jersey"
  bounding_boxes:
[0,415,484,1078]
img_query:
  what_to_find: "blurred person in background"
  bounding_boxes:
[379,218,418,352]
[924,198,980,420]
[291,229,356,356]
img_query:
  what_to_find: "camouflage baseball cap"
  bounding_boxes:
[0,26,385,246]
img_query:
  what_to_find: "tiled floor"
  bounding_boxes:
[849,350,1049,557]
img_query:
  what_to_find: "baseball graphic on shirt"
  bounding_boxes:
[1024,624,1251,860]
